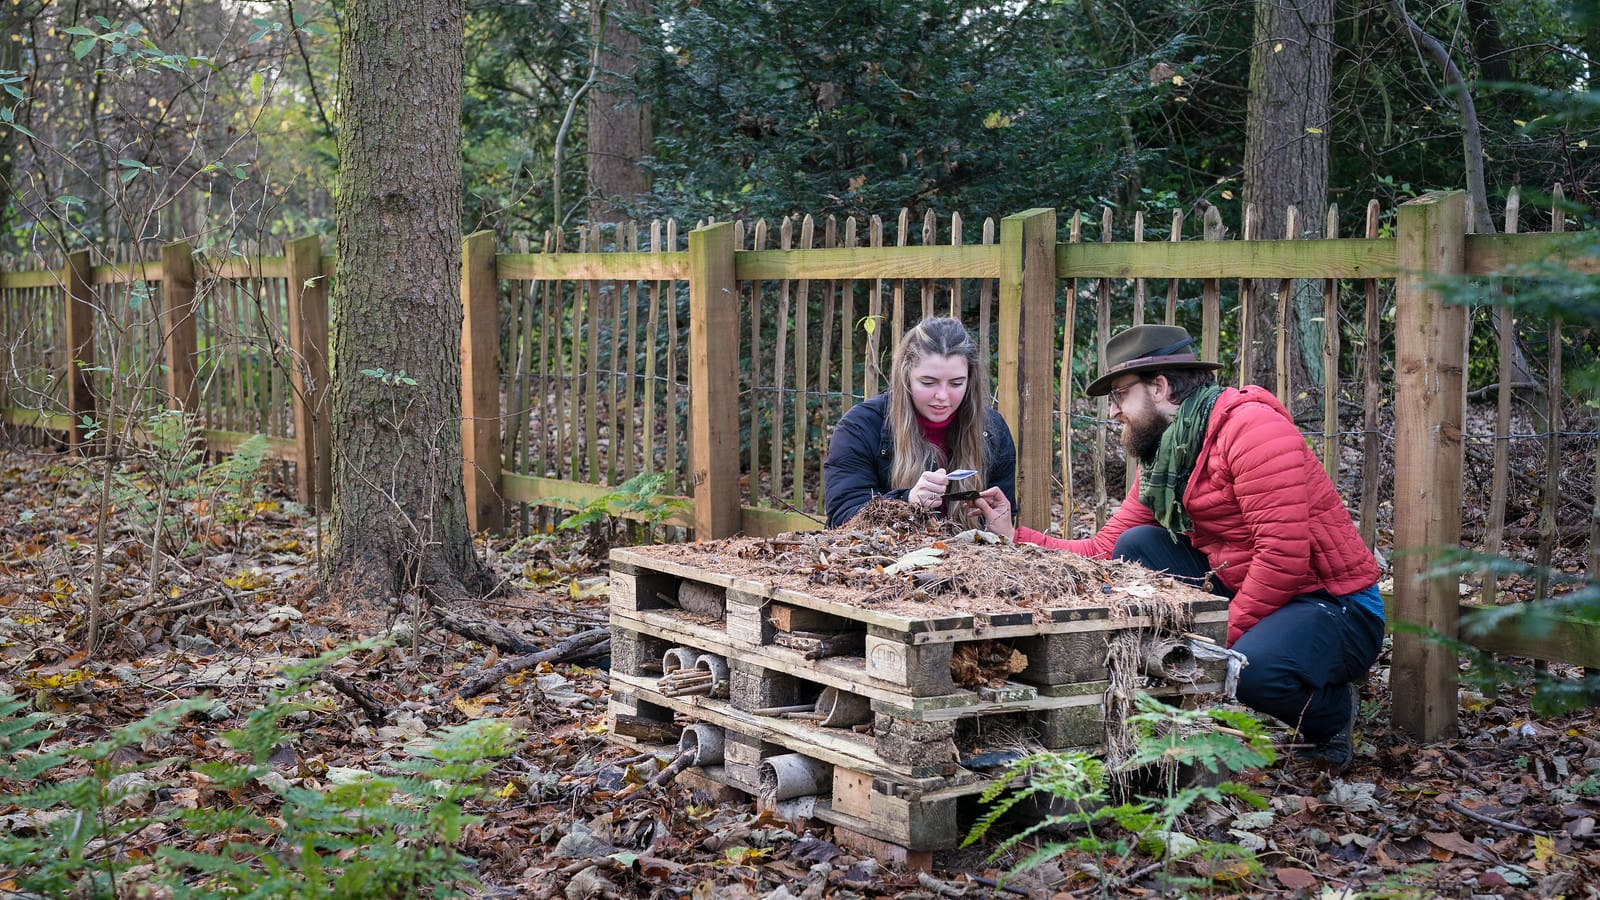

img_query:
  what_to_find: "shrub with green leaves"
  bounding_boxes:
[966,691,1275,893]
[106,411,274,558]
[557,470,689,558]
[0,641,520,898]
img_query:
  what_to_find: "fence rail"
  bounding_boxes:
[1,189,1595,740]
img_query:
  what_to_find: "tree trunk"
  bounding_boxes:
[0,2,29,249]
[1242,0,1332,394]
[586,0,652,226]
[329,0,489,602]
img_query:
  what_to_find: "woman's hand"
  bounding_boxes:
[969,487,1016,539]
[907,468,952,508]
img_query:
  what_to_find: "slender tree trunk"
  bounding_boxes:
[586,0,652,225]
[1242,0,1331,393]
[1463,0,1512,83]
[328,0,488,603]
[0,2,29,249]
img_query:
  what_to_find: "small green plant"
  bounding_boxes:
[557,471,689,558]
[63,17,212,73]
[966,691,1275,893]
[111,411,275,561]
[0,640,520,898]
[0,693,216,897]
[360,367,419,386]
[197,432,273,545]
[964,750,1141,876]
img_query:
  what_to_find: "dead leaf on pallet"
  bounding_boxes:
[950,640,1028,689]
[883,546,943,576]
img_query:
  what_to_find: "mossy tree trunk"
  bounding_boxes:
[328,0,489,602]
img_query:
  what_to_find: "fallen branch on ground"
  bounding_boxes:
[430,606,545,655]
[321,671,388,726]
[1445,798,1557,837]
[457,628,610,698]
[612,746,697,802]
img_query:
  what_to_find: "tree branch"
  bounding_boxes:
[1382,0,1494,233]
[456,627,611,698]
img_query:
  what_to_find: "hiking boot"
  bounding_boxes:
[1301,683,1360,771]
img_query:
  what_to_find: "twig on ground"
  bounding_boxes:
[964,873,1030,896]
[1075,860,1165,898]
[429,605,544,655]
[612,746,696,802]
[320,671,388,726]
[1446,798,1557,837]
[456,628,610,698]
[148,594,228,616]
[915,871,967,896]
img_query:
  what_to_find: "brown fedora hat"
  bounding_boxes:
[1085,324,1222,397]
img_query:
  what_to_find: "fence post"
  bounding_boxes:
[1391,190,1466,742]
[460,229,504,533]
[63,249,95,447]
[284,236,331,511]
[687,221,741,538]
[998,209,1056,530]
[160,240,198,411]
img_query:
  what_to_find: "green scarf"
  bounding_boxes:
[1138,383,1224,535]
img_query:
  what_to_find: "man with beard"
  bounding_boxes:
[972,325,1384,771]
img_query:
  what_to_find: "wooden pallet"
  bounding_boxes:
[608,696,972,854]
[607,545,1233,862]
[612,549,1229,699]
[611,621,1211,770]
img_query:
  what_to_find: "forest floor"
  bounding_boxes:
[2,444,1598,899]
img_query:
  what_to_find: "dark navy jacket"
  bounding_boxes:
[822,393,1017,528]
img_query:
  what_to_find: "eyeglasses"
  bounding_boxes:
[1107,379,1145,410]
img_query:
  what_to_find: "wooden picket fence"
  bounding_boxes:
[0,188,1595,740]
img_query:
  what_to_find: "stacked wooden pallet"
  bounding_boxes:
[607,544,1230,866]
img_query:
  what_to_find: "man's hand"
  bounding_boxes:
[970,487,1015,539]
[908,468,952,508]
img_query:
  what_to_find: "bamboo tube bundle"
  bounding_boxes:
[657,648,729,698]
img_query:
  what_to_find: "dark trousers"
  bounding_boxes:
[1112,525,1384,742]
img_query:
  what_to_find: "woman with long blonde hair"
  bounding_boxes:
[823,316,1016,527]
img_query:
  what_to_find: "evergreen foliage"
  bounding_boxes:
[630,0,1180,222]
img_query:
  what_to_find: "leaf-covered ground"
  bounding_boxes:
[2,445,1598,899]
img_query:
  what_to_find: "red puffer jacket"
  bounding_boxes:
[1016,385,1378,646]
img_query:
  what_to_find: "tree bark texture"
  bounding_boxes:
[329,0,487,601]
[1242,0,1332,393]
[586,0,652,226]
